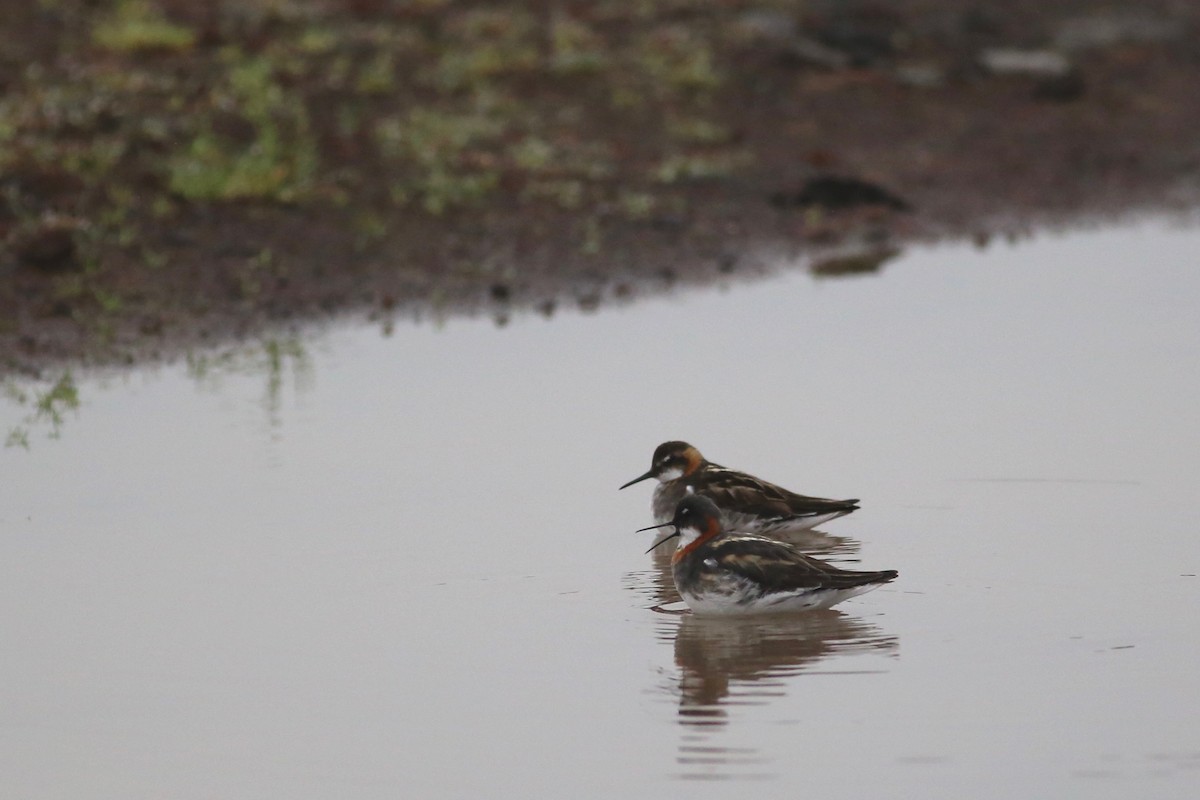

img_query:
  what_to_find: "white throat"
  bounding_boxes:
[675,524,703,549]
[657,466,684,482]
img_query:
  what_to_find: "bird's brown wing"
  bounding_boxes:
[696,468,859,519]
[705,536,895,594]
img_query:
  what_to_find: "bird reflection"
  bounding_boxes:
[763,527,862,561]
[666,609,897,780]
[625,528,898,782]
[673,610,897,710]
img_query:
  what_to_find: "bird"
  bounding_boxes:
[641,494,896,615]
[620,440,859,535]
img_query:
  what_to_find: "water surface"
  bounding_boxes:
[4,222,1200,798]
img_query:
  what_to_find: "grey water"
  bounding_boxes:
[3,221,1199,798]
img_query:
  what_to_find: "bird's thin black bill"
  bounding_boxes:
[619,470,655,490]
[644,528,680,554]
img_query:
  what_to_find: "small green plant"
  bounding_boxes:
[184,338,311,429]
[92,287,123,314]
[5,428,30,449]
[4,372,81,449]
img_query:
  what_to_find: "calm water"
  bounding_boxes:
[3,222,1200,798]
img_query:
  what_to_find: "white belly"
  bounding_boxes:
[681,582,883,615]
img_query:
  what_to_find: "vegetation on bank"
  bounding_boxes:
[1,0,751,266]
[3,0,1196,384]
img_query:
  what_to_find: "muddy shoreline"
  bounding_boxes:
[3,1,1198,377]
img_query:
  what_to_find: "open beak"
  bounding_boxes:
[638,521,680,553]
[619,469,655,490]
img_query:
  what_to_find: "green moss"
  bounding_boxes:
[638,27,721,93]
[298,27,338,55]
[376,106,508,214]
[667,118,733,145]
[168,56,318,201]
[617,191,657,219]
[141,247,169,269]
[432,10,539,90]
[523,179,585,210]
[580,216,603,255]
[653,151,749,183]
[352,211,389,251]
[93,1,196,53]
[412,168,499,215]
[0,101,16,153]
[550,18,608,74]
[356,51,397,95]
[0,0,765,355]
[511,136,556,172]
[92,287,123,313]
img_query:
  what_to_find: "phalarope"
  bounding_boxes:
[642,495,896,615]
[621,441,859,535]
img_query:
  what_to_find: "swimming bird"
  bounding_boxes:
[642,494,896,615]
[620,440,859,534]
